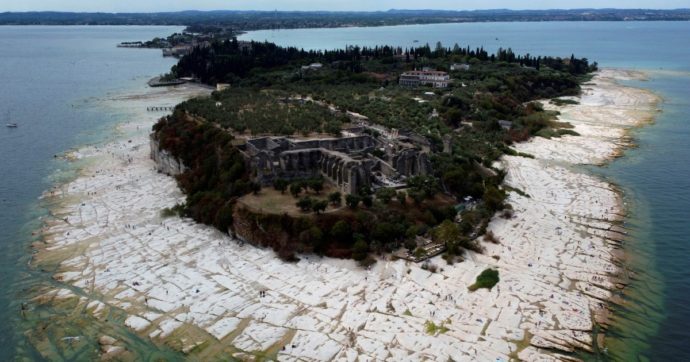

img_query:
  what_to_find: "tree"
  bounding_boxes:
[273,178,289,194]
[433,220,461,251]
[483,186,506,212]
[308,178,324,194]
[358,186,373,197]
[311,200,328,214]
[352,237,369,261]
[406,225,420,239]
[408,189,425,205]
[346,194,361,209]
[372,222,403,243]
[404,238,418,252]
[290,182,303,198]
[375,187,396,204]
[407,175,439,199]
[330,220,352,243]
[251,182,261,195]
[296,197,313,212]
[214,204,234,233]
[299,226,324,253]
[396,191,407,204]
[328,191,342,206]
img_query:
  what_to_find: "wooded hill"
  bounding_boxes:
[152,40,596,262]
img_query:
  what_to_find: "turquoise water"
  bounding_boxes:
[1,22,689,360]
[241,22,690,360]
[0,26,182,359]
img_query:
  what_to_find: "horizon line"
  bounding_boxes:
[3,8,690,14]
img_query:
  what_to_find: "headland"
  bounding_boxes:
[28,68,659,360]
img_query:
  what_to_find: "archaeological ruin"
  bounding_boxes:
[240,128,432,194]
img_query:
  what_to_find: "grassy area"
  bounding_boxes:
[424,320,449,335]
[237,183,343,216]
[468,268,500,291]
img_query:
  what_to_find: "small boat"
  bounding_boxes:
[4,110,16,128]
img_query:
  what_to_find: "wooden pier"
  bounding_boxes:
[146,106,175,112]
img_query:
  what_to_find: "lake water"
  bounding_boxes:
[244,21,690,362]
[0,25,182,360]
[0,22,688,360]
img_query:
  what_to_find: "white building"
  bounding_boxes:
[450,63,471,71]
[301,63,323,71]
[399,70,451,88]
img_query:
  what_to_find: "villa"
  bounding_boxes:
[399,70,451,88]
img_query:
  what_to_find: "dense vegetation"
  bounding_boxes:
[234,190,459,263]
[153,39,597,263]
[181,89,347,136]
[172,40,595,85]
[152,111,255,232]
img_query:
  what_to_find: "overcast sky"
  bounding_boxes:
[2,1,689,12]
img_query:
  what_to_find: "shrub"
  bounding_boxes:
[483,230,500,244]
[328,191,342,206]
[375,187,396,204]
[311,200,328,214]
[161,203,185,218]
[396,191,407,204]
[290,182,303,198]
[330,220,352,243]
[278,245,299,262]
[549,98,579,106]
[483,186,506,212]
[296,197,313,212]
[404,238,417,252]
[273,178,289,194]
[358,256,377,268]
[468,268,499,291]
[346,194,361,209]
[424,321,449,335]
[352,237,369,261]
[557,129,580,137]
[307,178,324,194]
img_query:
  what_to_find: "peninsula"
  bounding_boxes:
[31,35,659,361]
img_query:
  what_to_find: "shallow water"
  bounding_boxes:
[0,25,182,360]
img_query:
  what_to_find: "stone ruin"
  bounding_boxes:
[241,130,432,194]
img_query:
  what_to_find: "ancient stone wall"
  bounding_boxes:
[392,149,431,177]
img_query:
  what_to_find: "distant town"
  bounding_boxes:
[2,8,690,28]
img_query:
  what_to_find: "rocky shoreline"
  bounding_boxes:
[490,68,659,358]
[30,69,658,360]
